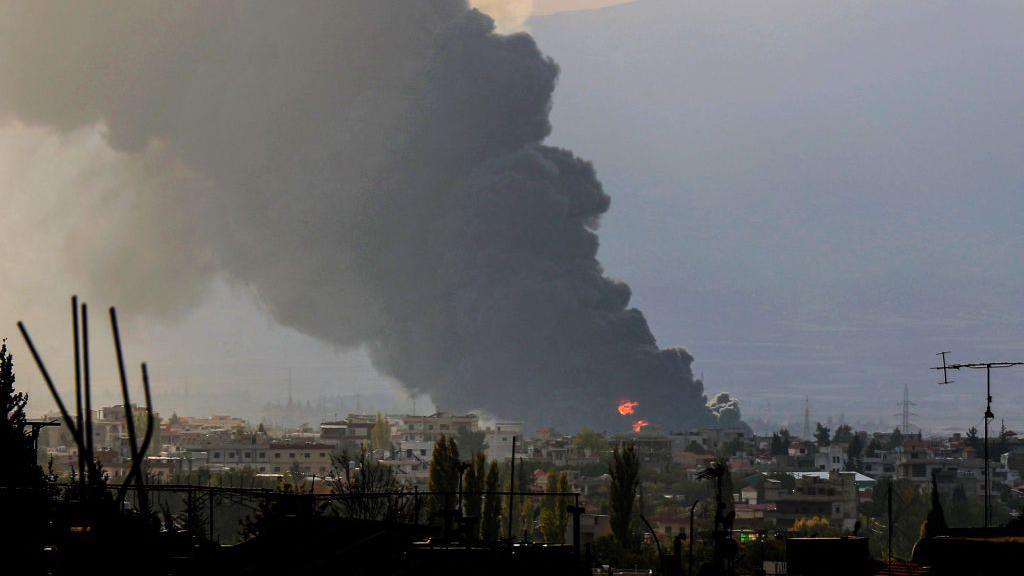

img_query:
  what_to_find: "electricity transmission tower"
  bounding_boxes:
[894,383,917,434]
[933,351,1024,527]
[803,397,811,440]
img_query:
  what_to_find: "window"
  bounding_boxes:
[213,452,221,458]
[273,466,280,472]
[319,452,326,458]
[304,453,310,459]
[244,452,251,458]
[259,452,266,458]
[420,449,427,456]
[228,452,235,458]
[259,467,266,472]
[275,452,281,459]
[289,453,296,459]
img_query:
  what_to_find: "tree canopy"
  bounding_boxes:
[814,422,831,446]
[609,443,640,546]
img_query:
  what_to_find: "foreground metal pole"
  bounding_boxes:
[72,297,84,492]
[984,364,992,527]
[689,500,698,576]
[507,435,517,542]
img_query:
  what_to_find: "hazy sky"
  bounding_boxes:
[531,0,1024,432]
[3,0,1022,433]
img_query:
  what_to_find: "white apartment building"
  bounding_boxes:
[814,444,848,472]
[485,422,523,461]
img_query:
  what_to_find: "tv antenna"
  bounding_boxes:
[932,351,1024,527]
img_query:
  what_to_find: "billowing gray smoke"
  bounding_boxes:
[0,1,726,431]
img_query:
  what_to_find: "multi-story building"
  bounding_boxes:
[764,471,862,532]
[814,445,848,472]
[266,442,334,475]
[860,449,896,479]
[319,418,374,452]
[485,422,523,461]
[395,412,479,444]
[672,427,752,455]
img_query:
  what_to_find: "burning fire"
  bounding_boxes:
[617,400,639,416]
[632,420,650,433]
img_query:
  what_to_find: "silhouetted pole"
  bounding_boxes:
[507,435,517,542]
[984,365,991,526]
[81,302,95,472]
[887,480,893,575]
[689,500,699,576]
[932,354,1024,527]
[72,297,84,492]
[569,495,583,562]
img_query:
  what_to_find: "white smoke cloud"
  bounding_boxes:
[470,0,534,32]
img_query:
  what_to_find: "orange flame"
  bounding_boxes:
[617,401,639,416]
[632,420,650,433]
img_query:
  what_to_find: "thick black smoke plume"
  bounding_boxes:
[0,1,726,431]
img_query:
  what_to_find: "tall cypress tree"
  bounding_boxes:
[463,452,486,536]
[540,470,569,543]
[427,434,460,524]
[481,461,501,541]
[0,340,37,486]
[609,443,640,546]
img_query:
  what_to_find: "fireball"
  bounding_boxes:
[632,419,650,433]
[617,400,639,416]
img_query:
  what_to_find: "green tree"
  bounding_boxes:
[573,427,608,453]
[463,452,486,538]
[847,433,864,466]
[331,447,407,521]
[428,434,460,523]
[481,460,502,541]
[0,339,49,560]
[965,426,980,453]
[540,470,570,543]
[833,424,854,444]
[609,443,640,547]
[519,489,536,540]
[454,428,488,456]
[866,478,929,559]
[0,340,37,486]
[865,437,881,457]
[890,427,905,449]
[370,413,392,451]
[506,457,532,537]
[814,422,831,446]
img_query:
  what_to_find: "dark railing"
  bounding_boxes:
[4,482,582,545]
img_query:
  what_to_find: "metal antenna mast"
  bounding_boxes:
[932,352,1024,527]
[894,383,917,434]
[803,396,811,440]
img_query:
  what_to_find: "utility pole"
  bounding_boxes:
[933,352,1024,527]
